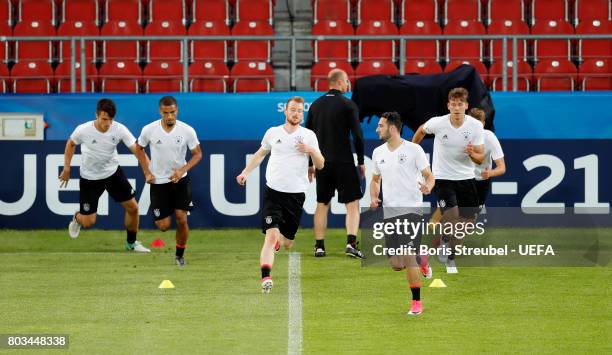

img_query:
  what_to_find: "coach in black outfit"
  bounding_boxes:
[306,69,365,259]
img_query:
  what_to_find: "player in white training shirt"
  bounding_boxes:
[370,112,435,316]
[236,96,324,293]
[59,99,151,252]
[136,96,202,267]
[412,88,485,272]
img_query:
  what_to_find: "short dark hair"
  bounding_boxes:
[159,96,178,107]
[96,98,116,118]
[448,87,469,102]
[381,111,402,132]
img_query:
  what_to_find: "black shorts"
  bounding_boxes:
[474,179,491,207]
[150,175,194,221]
[79,167,135,215]
[261,186,305,240]
[434,179,479,218]
[383,213,423,252]
[315,162,363,204]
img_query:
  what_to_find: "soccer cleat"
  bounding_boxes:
[175,256,186,267]
[437,236,449,263]
[261,277,273,293]
[345,243,365,259]
[125,241,151,253]
[314,247,326,257]
[408,300,423,316]
[68,213,81,239]
[274,241,281,254]
[420,255,433,280]
[445,259,458,274]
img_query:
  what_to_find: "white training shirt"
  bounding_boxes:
[372,140,430,217]
[70,120,136,180]
[474,130,504,181]
[423,114,484,180]
[137,120,199,184]
[261,125,320,193]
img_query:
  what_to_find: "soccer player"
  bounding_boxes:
[136,96,202,267]
[412,88,485,273]
[370,112,435,316]
[59,98,151,252]
[306,68,365,258]
[468,108,506,208]
[236,96,324,293]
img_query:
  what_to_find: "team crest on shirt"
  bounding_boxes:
[398,153,407,164]
[83,203,90,212]
[111,136,117,143]
[91,139,97,144]
[438,199,446,208]
[174,135,184,145]
[154,209,161,217]
[265,216,273,225]
[462,130,471,140]
[294,135,304,145]
[379,159,385,164]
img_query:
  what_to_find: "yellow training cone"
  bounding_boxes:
[158,280,175,289]
[429,279,447,288]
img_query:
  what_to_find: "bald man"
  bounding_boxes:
[305,69,366,259]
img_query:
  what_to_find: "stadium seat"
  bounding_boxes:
[355,60,399,78]
[445,60,488,82]
[13,20,56,63]
[311,60,354,91]
[192,0,230,24]
[235,0,273,25]
[573,0,611,25]
[489,60,532,91]
[357,20,398,62]
[530,0,568,25]
[144,21,187,62]
[444,20,485,63]
[357,0,394,23]
[400,20,441,61]
[487,20,529,62]
[100,21,143,62]
[532,20,574,62]
[55,61,98,92]
[188,20,230,62]
[576,20,611,61]
[0,28,8,63]
[444,0,481,24]
[232,21,274,62]
[99,60,141,92]
[312,20,354,62]
[18,0,57,26]
[487,0,525,24]
[148,0,187,25]
[0,62,8,93]
[189,60,230,92]
[313,0,351,24]
[1,0,13,27]
[404,60,443,74]
[11,61,54,93]
[143,60,184,92]
[61,0,99,25]
[400,0,439,24]
[231,61,274,92]
[579,59,610,90]
[57,21,99,63]
[103,0,143,25]
[534,59,577,91]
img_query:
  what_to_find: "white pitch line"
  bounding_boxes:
[287,252,302,355]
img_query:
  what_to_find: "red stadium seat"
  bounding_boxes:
[55,61,98,92]
[404,60,443,74]
[188,20,230,62]
[487,20,529,62]
[532,20,574,62]
[311,60,354,91]
[61,0,99,24]
[534,59,577,91]
[355,60,399,78]
[189,60,230,92]
[231,61,274,92]
[232,21,274,62]
[101,20,143,62]
[444,20,485,62]
[0,62,8,93]
[574,0,611,24]
[13,20,56,63]
[143,60,184,92]
[148,0,186,24]
[445,60,488,82]
[192,0,230,24]
[99,60,141,92]
[357,20,398,62]
[18,0,57,26]
[489,60,532,91]
[144,21,187,62]
[0,25,8,63]
[444,0,481,24]
[579,59,611,90]
[104,0,143,25]
[400,0,439,24]
[576,20,611,61]
[57,21,99,63]
[357,0,394,23]
[0,0,13,26]
[530,0,568,25]
[235,0,273,25]
[11,61,54,93]
[487,0,525,24]
[312,20,354,62]
[313,0,351,24]
[400,20,441,61]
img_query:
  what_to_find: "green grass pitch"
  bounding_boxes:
[0,229,610,354]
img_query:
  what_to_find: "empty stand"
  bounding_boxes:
[357,0,394,23]
[444,20,485,63]
[444,0,481,24]
[404,60,443,74]
[231,61,274,92]
[148,0,186,24]
[189,60,230,92]
[489,60,532,91]
[55,61,97,92]
[104,0,142,25]
[357,20,398,62]
[530,0,568,25]
[487,0,524,24]
[1,0,13,27]
[487,20,529,62]
[13,20,56,63]
[576,19,611,61]
[312,20,354,62]
[62,0,99,25]
[11,61,54,93]
[235,0,273,25]
[57,21,99,63]
[532,20,574,62]
[445,60,488,81]
[192,0,230,24]
[400,0,438,24]
[574,0,611,24]
[232,20,274,62]
[355,60,398,78]
[145,21,187,62]
[99,60,141,92]
[101,20,143,62]
[534,59,577,91]
[400,20,441,62]
[311,60,354,91]
[143,60,184,92]
[18,0,57,26]
[313,0,351,24]
[579,59,610,90]
[188,20,230,62]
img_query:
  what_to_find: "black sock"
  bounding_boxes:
[261,264,271,279]
[315,239,325,249]
[176,244,185,257]
[126,230,137,244]
[410,286,421,301]
[347,234,357,246]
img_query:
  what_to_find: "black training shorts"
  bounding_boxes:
[315,162,363,204]
[150,175,194,221]
[79,167,135,215]
[261,186,305,240]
